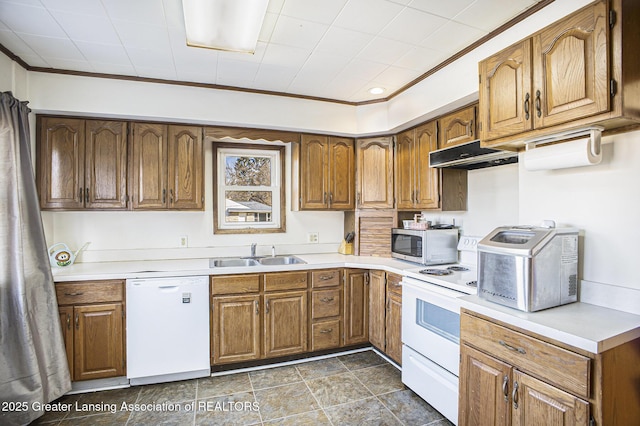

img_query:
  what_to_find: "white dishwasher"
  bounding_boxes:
[126,276,210,385]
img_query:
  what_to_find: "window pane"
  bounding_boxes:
[225,156,272,186]
[225,191,273,223]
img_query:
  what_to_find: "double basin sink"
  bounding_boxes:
[210,255,306,268]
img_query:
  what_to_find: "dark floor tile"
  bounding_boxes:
[67,386,140,416]
[58,410,131,426]
[30,393,83,424]
[338,351,386,371]
[263,409,332,425]
[127,407,195,426]
[353,364,405,395]
[324,397,401,426]
[197,373,252,399]
[254,382,319,420]
[295,357,347,380]
[195,392,261,425]
[306,372,372,408]
[430,419,455,426]
[249,365,302,390]
[136,380,197,404]
[378,389,444,425]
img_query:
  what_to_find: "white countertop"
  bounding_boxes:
[460,295,640,354]
[53,253,640,355]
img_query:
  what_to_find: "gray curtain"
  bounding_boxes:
[0,92,71,425]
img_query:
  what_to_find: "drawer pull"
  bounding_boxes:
[320,297,335,303]
[266,300,270,314]
[319,275,333,281]
[255,300,259,315]
[512,381,519,409]
[502,375,509,402]
[66,313,71,330]
[75,314,79,330]
[320,328,333,334]
[64,292,84,296]
[499,340,526,354]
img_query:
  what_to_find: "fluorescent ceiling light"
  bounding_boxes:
[183,0,269,54]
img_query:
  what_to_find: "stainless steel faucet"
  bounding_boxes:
[250,243,257,258]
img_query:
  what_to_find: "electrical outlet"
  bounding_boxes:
[179,235,188,248]
[307,232,319,244]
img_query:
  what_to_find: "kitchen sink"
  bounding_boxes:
[209,258,260,268]
[258,255,306,265]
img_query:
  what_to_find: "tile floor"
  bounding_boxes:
[32,350,453,426]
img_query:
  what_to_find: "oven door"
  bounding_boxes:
[402,277,463,376]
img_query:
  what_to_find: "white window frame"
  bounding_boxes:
[215,145,283,232]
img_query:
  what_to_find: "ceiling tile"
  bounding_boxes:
[261,43,311,68]
[253,64,298,92]
[267,0,286,14]
[340,57,388,82]
[133,65,178,80]
[395,45,448,71]
[408,0,475,19]
[258,12,279,42]
[269,15,328,49]
[162,0,185,29]
[126,46,174,69]
[18,33,85,61]
[453,0,537,32]
[357,36,414,65]
[174,70,216,85]
[314,26,373,58]
[49,10,121,44]
[379,7,447,44]
[372,65,420,86]
[280,0,348,25]
[89,61,137,75]
[420,20,486,53]
[333,0,404,35]
[18,53,50,67]
[40,0,105,16]
[44,57,95,72]
[75,40,130,64]
[0,29,41,58]
[101,0,167,26]
[216,59,260,86]
[0,1,66,37]
[111,20,170,51]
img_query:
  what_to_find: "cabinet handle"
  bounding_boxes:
[499,340,526,354]
[255,300,259,315]
[323,192,327,204]
[524,92,530,120]
[75,313,79,330]
[162,189,166,204]
[320,328,333,334]
[512,381,519,409]
[329,192,333,206]
[66,313,71,330]
[320,297,335,303]
[64,292,84,296]
[79,187,83,201]
[535,90,541,118]
[266,300,270,314]
[502,375,509,402]
[469,119,474,137]
[356,192,361,204]
[85,187,89,203]
[320,275,333,281]
[170,189,174,204]
[415,189,419,203]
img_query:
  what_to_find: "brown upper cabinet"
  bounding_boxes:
[130,123,204,210]
[355,137,394,209]
[293,135,355,210]
[37,117,128,210]
[438,104,477,149]
[479,0,640,147]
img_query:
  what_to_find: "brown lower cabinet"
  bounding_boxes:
[459,309,640,426]
[309,269,343,351]
[343,269,369,346]
[55,280,125,381]
[368,271,402,365]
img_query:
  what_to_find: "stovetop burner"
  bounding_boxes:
[447,266,469,272]
[419,268,453,276]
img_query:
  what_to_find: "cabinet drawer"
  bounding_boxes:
[264,271,308,292]
[211,274,260,295]
[387,273,402,296]
[311,319,341,351]
[311,288,341,320]
[55,281,123,305]
[461,312,590,398]
[311,269,341,288]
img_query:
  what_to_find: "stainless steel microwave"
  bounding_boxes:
[391,228,458,265]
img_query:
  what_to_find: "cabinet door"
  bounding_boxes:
[212,295,261,364]
[368,270,386,350]
[385,291,402,365]
[167,125,203,210]
[58,306,74,377]
[395,129,415,210]
[459,344,511,426]
[131,122,167,209]
[327,137,355,209]
[439,105,477,149]
[37,117,85,209]
[532,0,609,129]
[479,40,533,141]
[512,370,590,426]
[356,137,394,209]
[73,303,124,381]
[414,121,440,209]
[85,120,128,209]
[300,135,329,209]
[264,291,307,358]
[343,269,369,345]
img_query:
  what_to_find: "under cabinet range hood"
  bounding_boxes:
[429,140,518,170]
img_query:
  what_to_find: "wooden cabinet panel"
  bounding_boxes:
[131,122,167,209]
[311,269,341,288]
[355,137,394,209]
[368,270,386,350]
[168,125,203,209]
[438,105,477,149]
[55,280,123,305]
[414,121,440,209]
[85,120,127,209]
[211,274,261,295]
[532,0,609,128]
[311,288,341,320]
[299,135,328,209]
[385,291,402,365]
[212,295,261,364]
[459,344,512,426]
[311,319,341,351]
[264,271,308,292]
[479,40,533,141]
[264,291,307,358]
[58,305,74,376]
[512,370,589,426]
[328,137,355,209]
[344,269,368,345]
[73,303,124,381]
[395,130,414,210]
[354,210,397,257]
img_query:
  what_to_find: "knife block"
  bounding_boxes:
[338,240,353,255]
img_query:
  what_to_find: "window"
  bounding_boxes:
[214,143,285,233]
